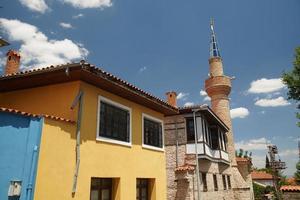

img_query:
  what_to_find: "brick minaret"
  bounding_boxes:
[204,20,237,166]
[5,50,21,75]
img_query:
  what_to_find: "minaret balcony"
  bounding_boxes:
[205,76,232,97]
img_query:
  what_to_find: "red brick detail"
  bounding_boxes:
[166,91,177,107]
[5,50,21,75]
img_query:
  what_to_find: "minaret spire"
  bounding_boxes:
[210,18,221,58]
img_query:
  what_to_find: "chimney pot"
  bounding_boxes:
[5,50,21,75]
[166,91,177,107]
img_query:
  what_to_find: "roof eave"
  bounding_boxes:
[0,63,178,116]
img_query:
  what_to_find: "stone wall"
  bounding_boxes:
[282,192,300,200]
[164,114,253,200]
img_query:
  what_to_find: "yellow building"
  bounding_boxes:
[0,58,177,200]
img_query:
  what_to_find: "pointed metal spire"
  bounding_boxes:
[209,18,221,58]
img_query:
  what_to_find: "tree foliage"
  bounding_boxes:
[235,148,252,159]
[282,47,300,126]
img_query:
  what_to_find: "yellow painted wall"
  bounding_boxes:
[1,81,167,199]
[0,81,80,120]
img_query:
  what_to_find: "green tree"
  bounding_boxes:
[282,47,300,127]
[295,161,300,185]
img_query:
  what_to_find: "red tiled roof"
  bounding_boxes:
[0,107,74,123]
[175,164,195,172]
[251,171,273,180]
[286,177,297,186]
[280,185,300,192]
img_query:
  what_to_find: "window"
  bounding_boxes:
[90,178,112,200]
[203,118,210,145]
[210,126,219,150]
[143,114,163,149]
[213,174,218,191]
[227,175,231,189]
[201,173,208,192]
[224,134,227,151]
[186,118,195,141]
[97,96,131,145]
[136,179,149,200]
[222,175,227,190]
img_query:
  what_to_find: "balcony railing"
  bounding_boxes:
[186,142,229,164]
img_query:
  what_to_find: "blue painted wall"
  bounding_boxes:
[0,112,43,200]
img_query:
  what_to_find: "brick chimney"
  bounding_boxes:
[166,91,177,107]
[5,50,21,75]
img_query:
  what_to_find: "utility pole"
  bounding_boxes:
[267,145,286,200]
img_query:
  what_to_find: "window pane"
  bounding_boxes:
[201,173,207,192]
[222,175,227,190]
[227,175,231,189]
[137,179,149,200]
[101,189,110,200]
[90,178,112,200]
[210,127,219,150]
[186,118,195,141]
[99,101,130,142]
[213,174,218,191]
[91,190,99,200]
[144,118,162,148]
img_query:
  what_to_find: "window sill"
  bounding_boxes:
[142,144,164,152]
[96,136,132,147]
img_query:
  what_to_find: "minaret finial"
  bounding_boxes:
[209,18,221,58]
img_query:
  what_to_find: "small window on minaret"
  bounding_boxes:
[8,56,11,61]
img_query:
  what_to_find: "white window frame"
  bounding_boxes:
[142,113,164,152]
[96,95,132,147]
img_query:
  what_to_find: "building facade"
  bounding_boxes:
[0,111,43,200]
[0,53,178,200]
[164,20,254,200]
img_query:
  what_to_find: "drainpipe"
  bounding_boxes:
[175,118,179,167]
[71,90,84,195]
[192,109,201,200]
[26,145,38,200]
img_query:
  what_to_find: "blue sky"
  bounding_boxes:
[0,0,299,175]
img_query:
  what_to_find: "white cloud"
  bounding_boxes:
[251,154,266,169]
[177,92,189,100]
[235,137,271,151]
[72,13,84,19]
[280,149,298,157]
[139,66,147,73]
[184,102,195,107]
[62,0,112,9]
[203,96,211,101]
[230,107,250,119]
[200,90,211,101]
[0,51,5,67]
[0,18,88,69]
[255,96,290,107]
[200,90,207,96]
[19,0,49,13]
[59,22,73,29]
[248,78,285,94]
